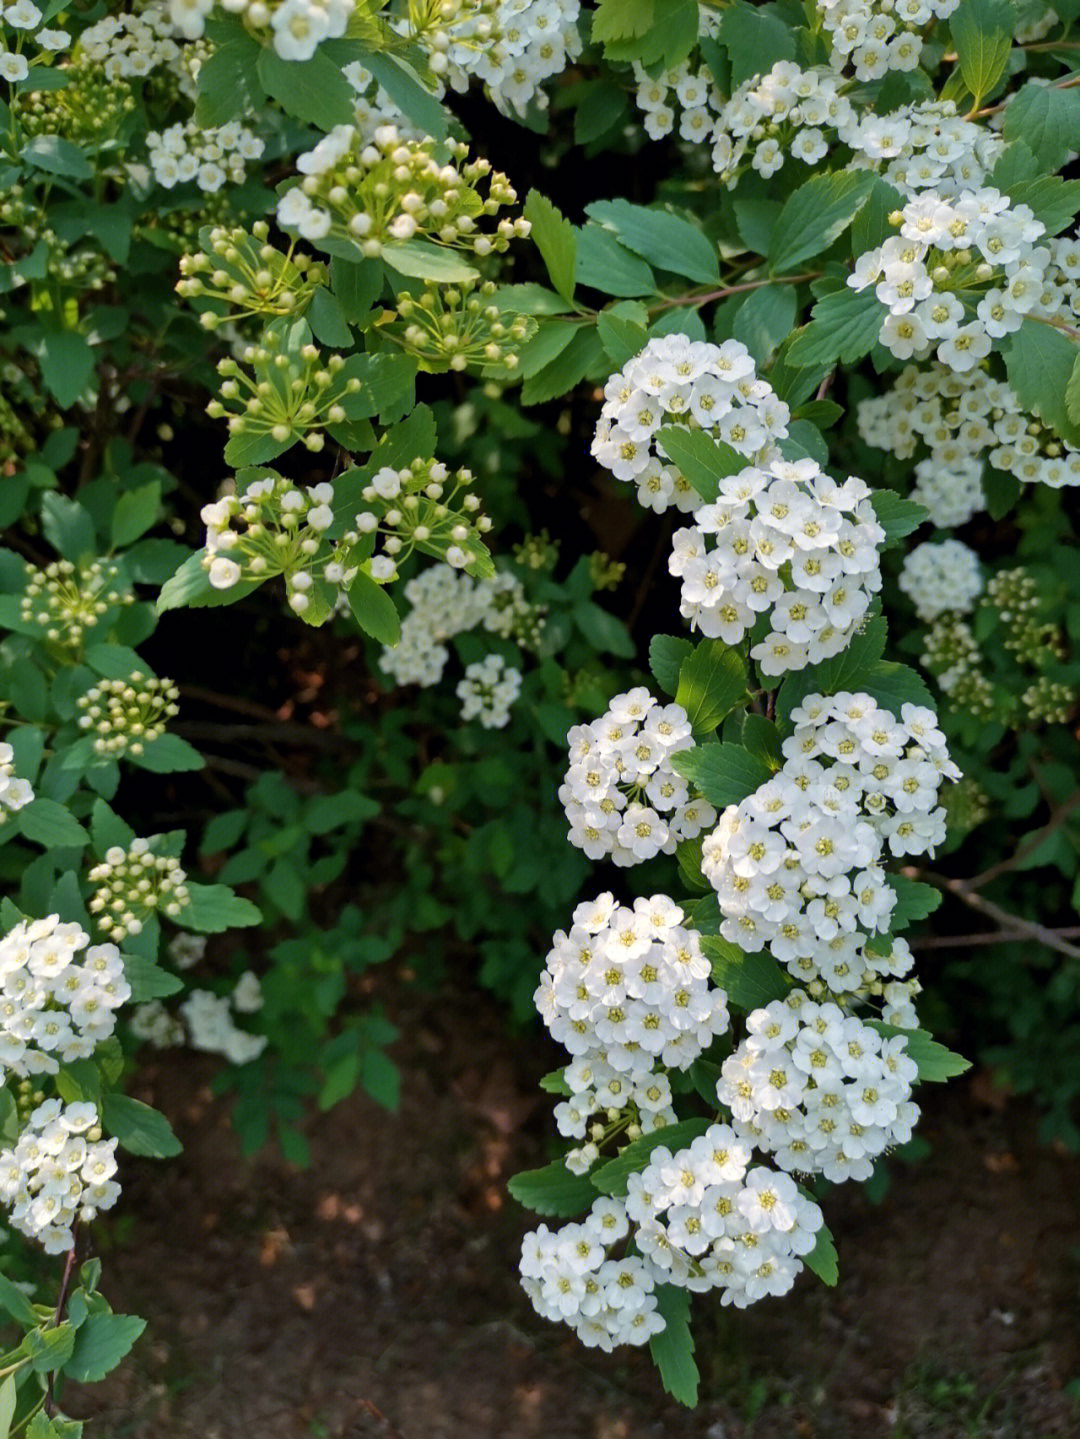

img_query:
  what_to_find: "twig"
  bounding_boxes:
[917,870,1080,958]
[648,271,823,315]
[910,925,1080,951]
[966,790,1080,891]
[45,1235,79,1415]
[352,1396,407,1439]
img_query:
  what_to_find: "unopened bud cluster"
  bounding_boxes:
[206,319,361,453]
[920,615,997,717]
[88,839,190,942]
[984,568,1064,661]
[20,559,133,652]
[390,278,535,373]
[277,122,527,256]
[76,671,180,757]
[177,222,328,325]
[356,456,494,582]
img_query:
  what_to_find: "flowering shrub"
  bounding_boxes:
[1,0,1079,1423]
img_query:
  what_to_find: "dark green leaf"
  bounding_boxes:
[649,1285,699,1408]
[64,1312,147,1382]
[671,743,773,807]
[507,1160,597,1216]
[101,1094,182,1159]
[179,882,262,933]
[675,641,749,735]
[348,571,401,646]
[702,936,792,1010]
[656,426,747,502]
[649,635,693,697]
[585,200,719,284]
[524,191,577,303]
[770,171,876,274]
[592,1119,712,1196]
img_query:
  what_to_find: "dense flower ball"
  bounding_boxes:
[591,335,790,514]
[456,653,522,728]
[0,1099,120,1252]
[0,916,130,1077]
[669,457,885,676]
[559,689,716,867]
[718,995,919,1183]
[899,539,983,621]
[180,988,267,1064]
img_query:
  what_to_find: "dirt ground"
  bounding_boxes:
[68,964,1080,1439]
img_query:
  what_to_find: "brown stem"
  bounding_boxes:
[910,925,1080,951]
[624,513,673,632]
[916,869,1080,958]
[649,272,823,315]
[45,1235,79,1415]
[966,790,1080,891]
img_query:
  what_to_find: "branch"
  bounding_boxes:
[916,869,1080,958]
[966,789,1080,891]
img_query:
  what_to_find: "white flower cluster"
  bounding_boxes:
[859,362,1080,499]
[130,999,185,1049]
[76,671,180,758]
[559,689,717,867]
[669,457,885,678]
[702,693,958,992]
[0,1099,119,1253]
[0,741,33,822]
[180,987,267,1065]
[343,60,432,143]
[87,839,190,942]
[536,893,729,1171]
[520,1198,664,1349]
[848,188,1050,368]
[379,564,541,688]
[842,101,1003,201]
[818,0,961,79]
[627,1130,824,1306]
[455,654,522,729]
[168,0,352,58]
[79,6,182,81]
[0,916,130,1078]
[0,0,69,85]
[899,539,984,621]
[168,932,206,970]
[718,996,919,1182]
[591,336,790,515]
[145,118,264,193]
[430,0,582,116]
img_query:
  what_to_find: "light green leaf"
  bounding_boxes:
[361,51,449,141]
[648,634,693,697]
[64,1312,147,1383]
[507,1161,597,1217]
[18,798,89,850]
[591,0,654,40]
[101,1094,182,1158]
[674,641,749,735]
[803,1222,839,1286]
[0,1375,13,1439]
[382,240,478,283]
[717,2,796,86]
[127,734,204,774]
[524,191,577,303]
[575,226,656,297]
[655,426,747,502]
[787,288,882,370]
[179,882,262,933]
[1001,79,1080,170]
[865,1024,971,1082]
[0,1269,39,1327]
[702,936,792,1010]
[348,571,401,646]
[40,491,96,561]
[884,873,943,931]
[1067,348,1080,427]
[951,0,1013,105]
[585,200,719,285]
[649,1285,699,1408]
[870,490,928,546]
[123,954,184,1002]
[769,171,877,274]
[596,309,649,367]
[23,134,92,180]
[671,743,773,808]
[256,45,354,130]
[38,330,95,409]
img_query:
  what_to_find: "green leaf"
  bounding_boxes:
[127,734,204,774]
[101,1094,182,1158]
[40,491,96,561]
[870,490,928,545]
[655,426,747,503]
[803,1222,838,1286]
[305,790,378,833]
[516,321,579,379]
[585,200,719,285]
[596,309,649,367]
[0,1269,39,1328]
[776,618,889,723]
[649,635,693,697]
[155,553,258,614]
[348,571,401,646]
[732,285,797,367]
[855,660,934,713]
[575,226,656,297]
[770,171,876,274]
[671,743,773,807]
[1002,80,1080,171]
[884,873,943,931]
[507,1160,597,1217]
[23,134,92,179]
[676,834,707,892]
[951,0,1013,105]
[702,936,792,1010]
[574,600,635,657]
[179,882,261,933]
[717,2,796,86]
[382,240,478,284]
[38,328,95,408]
[111,482,161,547]
[331,256,383,322]
[787,288,882,370]
[591,0,654,40]
[64,1312,147,1383]
[539,1068,570,1096]
[520,326,605,405]
[123,954,184,1002]
[1068,348,1080,427]
[674,641,749,736]
[1004,319,1080,448]
[865,1024,971,1082]
[740,713,782,769]
[591,1118,712,1196]
[360,50,449,141]
[306,285,353,348]
[524,191,577,303]
[84,644,150,680]
[359,1046,400,1110]
[983,468,1021,520]
[18,798,89,849]
[26,1322,76,1375]
[649,1285,699,1408]
[194,31,263,127]
[851,178,906,255]
[256,45,353,130]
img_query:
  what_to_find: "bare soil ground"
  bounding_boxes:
[69,968,1080,1439]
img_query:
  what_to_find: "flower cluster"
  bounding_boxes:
[354,456,494,583]
[206,319,362,455]
[19,559,134,653]
[848,188,1050,367]
[76,671,180,758]
[591,336,790,515]
[168,0,352,58]
[177,223,330,328]
[0,1099,120,1253]
[842,101,1003,201]
[718,996,919,1183]
[520,1198,664,1349]
[559,689,717,867]
[145,118,264,192]
[455,653,521,728]
[921,615,997,716]
[277,124,526,258]
[669,457,885,677]
[88,839,191,941]
[702,692,958,993]
[168,932,206,970]
[0,916,129,1078]
[179,987,267,1064]
[859,363,1080,500]
[344,60,432,143]
[79,6,184,81]
[389,279,535,374]
[0,742,33,822]
[0,0,69,86]
[899,539,983,621]
[130,999,185,1049]
[536,893,729,1171]
[818,0,961,80]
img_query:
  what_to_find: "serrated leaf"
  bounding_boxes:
[1005,320,1080,448]
[649,635,693,697]
[671,743,773,807]
[127,734,204,774]
[732,284,797,366]
[596,310,649,367]
[585,200,719,285]
[179,882,261,933]
[885,873,943,931]
[776,618,889,723]
[361,50,449,141]
[1002,80,1080,171]
[701,935,792,1009]
[382,240,478,284]
[155,552,261,613]
[348,571,401,646]
[649,1284,699,1408]
[770,171,876,274]
[787,288,882,370]
[18,798,89,850]
[524,191,577,303]
[23,134,92,180]
[717,2,796,87]
[256,45,353,130]
[865,1024,971,1082]
[591,0,654,40]
[803,1221,838,1286]
[870,490,928,545]
[592,1119,713,1197]
[951,0,1013,105]
[1067,349,1080,426]
[507,1160,597,1217]
[101,1094,182,1158]
[63,1312,146,1383]
[674,642,749,736]
[111,482,161,548]
[575,226,656,297]
[655,426,747,502]
[539,1068,570,1096]
[123,954,184,1002]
